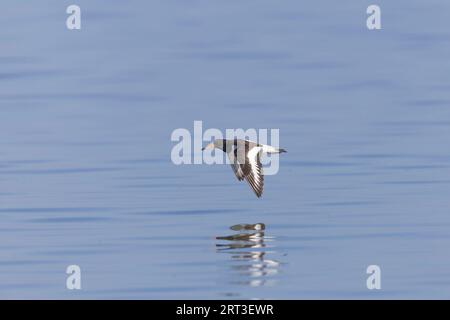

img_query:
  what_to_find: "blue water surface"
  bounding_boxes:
[1,0,450,299]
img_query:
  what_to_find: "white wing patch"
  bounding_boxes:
[245,147,264,197]
[226,144,265,197]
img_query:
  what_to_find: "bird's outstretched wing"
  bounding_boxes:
[242,147,264,198]
[227,144,264,197]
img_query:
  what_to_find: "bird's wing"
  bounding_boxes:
[242,146,264,197]
[227,147,245,181]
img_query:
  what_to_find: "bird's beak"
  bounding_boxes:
[202,143,214,151]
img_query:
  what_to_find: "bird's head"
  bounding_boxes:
[202,139,226,152]
[201,142,216,151]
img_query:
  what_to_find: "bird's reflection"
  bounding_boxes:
[216,223,280,287]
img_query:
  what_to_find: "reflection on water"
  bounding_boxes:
[216,223,281,288]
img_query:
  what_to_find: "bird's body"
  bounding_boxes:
[202,139,286,197]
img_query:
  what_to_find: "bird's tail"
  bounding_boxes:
[262,145,287,154]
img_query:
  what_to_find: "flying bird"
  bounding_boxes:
[202,139,286,198]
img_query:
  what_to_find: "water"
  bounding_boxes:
[1,0,450,299]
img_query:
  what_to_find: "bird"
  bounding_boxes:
[202,138,286,198]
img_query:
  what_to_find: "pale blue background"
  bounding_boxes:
[1,1,450,299]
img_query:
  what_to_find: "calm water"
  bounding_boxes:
[1,1,450,299]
